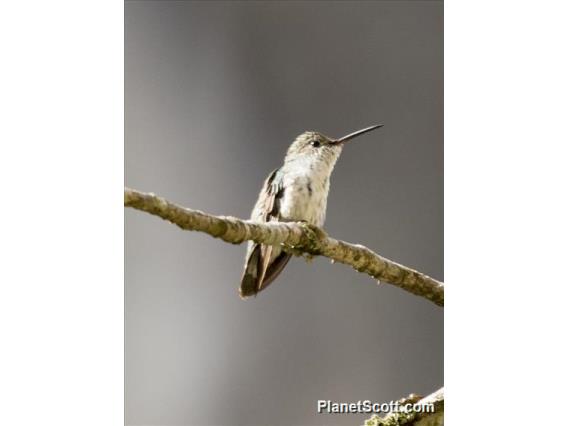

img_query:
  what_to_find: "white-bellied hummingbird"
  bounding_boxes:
[240,124,383,298]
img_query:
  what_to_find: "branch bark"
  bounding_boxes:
[124,187,444,307]
[363,388,444,426]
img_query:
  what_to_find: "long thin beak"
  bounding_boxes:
[334,124,384,145]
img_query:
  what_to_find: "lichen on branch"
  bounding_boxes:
[124,187,444,307]
[363,388,444,426]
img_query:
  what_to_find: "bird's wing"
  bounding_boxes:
[239,168,292,298]
[256,250,292,291]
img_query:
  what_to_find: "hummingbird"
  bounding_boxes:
[239,124,383,298]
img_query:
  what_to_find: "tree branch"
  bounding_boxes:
[363,388,444,426]
[124,187,444,307]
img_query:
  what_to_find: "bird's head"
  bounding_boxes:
[284,125,383,165]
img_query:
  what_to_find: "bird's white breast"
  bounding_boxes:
[279,156,333,227]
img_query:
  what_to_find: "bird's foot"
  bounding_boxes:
[303,253,315,263]
[297,221,318,262]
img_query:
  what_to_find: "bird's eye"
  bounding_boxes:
[311,140,321,148]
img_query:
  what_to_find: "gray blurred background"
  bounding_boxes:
[125,1,442,425]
